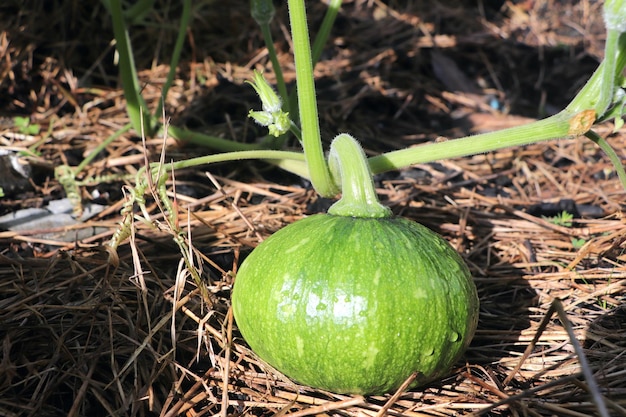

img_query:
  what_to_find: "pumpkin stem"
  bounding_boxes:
[327,134,392,218]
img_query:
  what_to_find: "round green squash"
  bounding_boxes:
[231,214,479,395]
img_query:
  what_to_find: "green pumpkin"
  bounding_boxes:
[231,214,479,395]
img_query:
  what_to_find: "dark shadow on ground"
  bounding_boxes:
[583,304,626,408]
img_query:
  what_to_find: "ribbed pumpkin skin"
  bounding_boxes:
[231,214,479,395]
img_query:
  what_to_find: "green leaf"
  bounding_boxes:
[13,116,29,128]
[543,211,574,227]
[13,116,40,135]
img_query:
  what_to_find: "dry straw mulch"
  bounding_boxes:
[1,1,626,416]
[2,137,625,417]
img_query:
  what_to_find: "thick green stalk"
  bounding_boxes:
[596,29,620,116]
[567,31,626,114]
[368,112,582,174]
[288,0,338,197]
[327,134,391,218]
[286,0,343,133]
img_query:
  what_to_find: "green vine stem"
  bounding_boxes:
[101,0,156,24]
[327,134,392,218]
[288,0,338,197]
[311,0,342,71]
[154,149,305,173]
[159,50,625,191]
[108,149,306,249]
[567,30,626,114]
[108,0,259,154]
[370,31,626,175]
[166,125,263,152]
[109,0,154,136]
[75,123,133,174]
[585,130,626,188]
[251,0,289,106]
[285,0,343,128]
[600,0,626,115]
[284,0,625,194]
[153,0,192,120]
[368,110,593,174]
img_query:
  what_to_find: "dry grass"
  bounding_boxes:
[1,0,625,416]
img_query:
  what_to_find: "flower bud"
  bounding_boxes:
[248,110,274,127]
[248,70,291,137]
[249,70,283,113]
[267,112,291,137]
